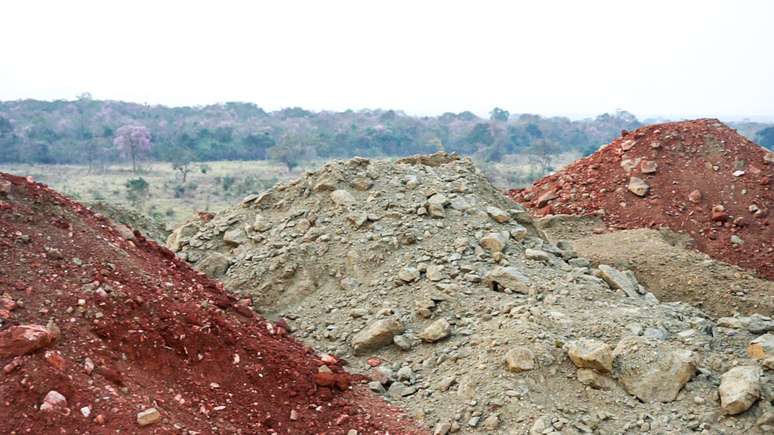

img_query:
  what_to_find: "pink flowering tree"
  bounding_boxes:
[113,125,152,172]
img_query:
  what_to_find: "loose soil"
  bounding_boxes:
[0,172,421,434]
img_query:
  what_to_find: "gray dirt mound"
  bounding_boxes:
[169,153,773,434]
[88,201,170,243]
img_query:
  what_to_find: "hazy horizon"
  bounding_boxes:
[2,1,773,121]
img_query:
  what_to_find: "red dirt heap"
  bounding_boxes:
[0,173,422,434]
[509,119,774,280]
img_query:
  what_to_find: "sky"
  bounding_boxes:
[1,0,773,120]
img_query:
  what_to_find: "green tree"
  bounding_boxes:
[489,107,510,122]
[267,133,315,170]
[125,177,150,207]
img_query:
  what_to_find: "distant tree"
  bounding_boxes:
[527,139,562,175]
[113,125,152,172]
[267,133,315,170]
[757,127,774,150]
[489,107,510,122]
[125,177,150,206]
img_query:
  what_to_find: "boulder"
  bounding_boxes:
[479,232,508,254]
[137,407,162,426]
[504,347,535,372]
[613,336,698,403]
[166,222,199,252]
[39,390,67,413]
[223,227,247,246]
[418,318,451,342]
[627,177,649,196]
[196,252,231,278]
[351,319,405,354]
[719,366,761,415]
[330,189,356,206]
[567,339,613,372]
[0,324,59,358]
[253,215,272,232]
[427,193,448,218]
[483,267,531,293]
[597,264,640,298]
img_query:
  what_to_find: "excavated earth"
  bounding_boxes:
[508,119,774,280]
[170,153,773,434]
[0,173,420,434]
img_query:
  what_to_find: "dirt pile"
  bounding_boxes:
[170,153,773,434]
[87,201,170,243]
[508,119,774,280]
[0,173,419,434]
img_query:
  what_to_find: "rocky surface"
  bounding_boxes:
[509,119,774,280]
[170,153,774,433]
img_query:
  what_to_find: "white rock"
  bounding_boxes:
[719,366,761,415]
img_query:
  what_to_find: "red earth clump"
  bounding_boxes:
[508,119,774,280]
[0,173,424,434]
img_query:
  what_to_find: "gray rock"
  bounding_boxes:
[479,232,508,253]
[426,265,444,282]
[483,266,531,293]
[427,193,448,218]
[196,252,231,278]
[398,267,420,283]
[567,339,613,372]
[598,264,640,298]
[628,177,649,196]
[223,227,247,246]
[351,318,405,354]
[331,189,355,206]
[418,318,451,342]
[486,206,510,223]
[504,347,536,372]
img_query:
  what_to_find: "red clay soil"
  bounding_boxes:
[509,119,774,280]
[0,173,423,434]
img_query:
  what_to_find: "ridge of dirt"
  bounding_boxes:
[169,152,773,434]
[0,172,421,434]
[508,119,774,280]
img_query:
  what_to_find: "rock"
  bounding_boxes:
[510,225,529,240]
[114,223,135,241]
[524,248,554,264]
[640,160,658,174]
[530,416,552,435]
[479,232,508,253]
[627,177,649,196]
[718,314,774,334]
[536,189,557,208]
[40,390,67,413]
[568,339,613,372]
[387,381,417,399]
[621,157,642,174]
[398,266,420,283]
[426,265,444,282]
[613,336,698,403]
[166,222,199,252]
[253,215,272,232]
[747,333,774,360]
[449,197,471,211]
[730,234,744,246]
[482,414,500,430]
[427,193,448,218]
[719,366,761,415]
[597,264,640,298]
[393,334,413,350]
[350,176,373,191]
[486,206,510,223]
[137,407,162,426]
[576,368,617,390]
[620,139,636,151]
[504,347,535,372]
[418,318,451,342]
[483,266,531,293]
[330,189,355,206]
[223,227,247,246]
[0,180,11,196]
[433,422,451,435]
[0,324,58,358]
[351,319,405,354]
[688,189,702,203]
[196,252,231,278]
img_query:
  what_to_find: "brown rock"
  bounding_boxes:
[536,189,558,208]
[688,189,702,203]
[0,324,58,358]
[627,177,649,197]
[567,339,613,372]
[640,160,658,174]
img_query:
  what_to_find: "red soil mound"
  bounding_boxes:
[509,119,774,280]
[0,173,422,434]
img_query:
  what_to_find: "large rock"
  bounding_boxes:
[627,177,650,196]
[39,390,67,413]
[223,227,247,246]
[137,407,162,426]
[597,264,640,298]
[330,189,356,206]
[166,222,199,252]
[418,318,451,342]
[0,324,58,358]
[717,314,774,334]
[351,319,405,354]
[486,206,510,223]
[747,333,774,360]
[567,338,613,372]
[613,336,698,403]
[504,347,535,372]
[196,252,231,278]
[398,267,420,283]
[719,366,761,415]
[427,193,448,218]
[482,267,531,293]
[479,232,508,254]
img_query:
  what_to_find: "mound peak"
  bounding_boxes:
[509,119,774,279]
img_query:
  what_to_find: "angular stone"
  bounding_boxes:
[688,189,702,203]
[640,160,658,174]
[747,333,774,360]
[504,347,535,372]
[426,265,444,282]
[486,206,510,223]
[40,390,67,413]
[536,190,557,208]
[479,232,508,253]
[567,339,613,372]
[0,324,58,358]
[598,265,640,298]
[613,336,698,403]
[137,407,162,426]
[418,318,451,342]
[351,319,405,354]
[524,248,554,264]
[576,368,617,390]
[483,267,531,294]
[330,189,355,206]
[719,366,761,415]
[166,222,199,252]
[253,215,272,232]
[223,227,247,246]
[627,177,649,196]
[196,252,231,278]
[398,267,420,283]
[427,193,448,218]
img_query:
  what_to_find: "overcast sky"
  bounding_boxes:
[1,1,772,120]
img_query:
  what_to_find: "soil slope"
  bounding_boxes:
[0,173,419,434]
[508,119,774,279]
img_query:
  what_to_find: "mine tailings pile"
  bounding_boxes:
[509,119,774,280]
[0,173,420,434]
